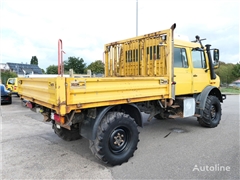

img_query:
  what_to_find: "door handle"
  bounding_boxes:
[193,74,197,77]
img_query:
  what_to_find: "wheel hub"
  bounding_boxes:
[109,128,128,154]
[114,133,124,146]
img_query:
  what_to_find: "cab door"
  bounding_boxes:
[191,49,210,93]
[174,47,193,95]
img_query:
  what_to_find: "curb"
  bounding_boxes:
[222,93,240,95]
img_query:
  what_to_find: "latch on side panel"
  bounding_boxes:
[160,79,168,84]
[48,82,55,87]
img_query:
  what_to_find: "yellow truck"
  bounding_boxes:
[6,77,19,96]
[18,24,226,166]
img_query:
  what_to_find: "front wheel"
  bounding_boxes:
[198,95,222,128]
[89,111,139,166]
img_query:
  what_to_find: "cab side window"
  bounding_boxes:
[192,49,206,68]
[174,48,188,68]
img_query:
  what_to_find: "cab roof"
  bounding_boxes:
[174,39,201,48]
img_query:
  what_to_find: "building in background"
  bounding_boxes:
[0,63,10,71]
[0,63,42,75]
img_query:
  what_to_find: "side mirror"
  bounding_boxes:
[213,49,219,62]
[213,49,220,69]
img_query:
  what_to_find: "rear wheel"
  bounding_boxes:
[89,111,139,166]
[53,124,81,141]
[198,95,222,128]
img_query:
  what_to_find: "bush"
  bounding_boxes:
[1,71,17,85]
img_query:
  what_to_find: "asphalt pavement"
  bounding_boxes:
[1,95,239,179]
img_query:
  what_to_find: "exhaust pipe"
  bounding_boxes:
[205,44,216,80]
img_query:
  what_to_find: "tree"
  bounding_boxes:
[87,60,105,74]
[41,69,45,74]
[1,71,17,85]
[46,65,58,74]
[30,56,38,65]
[64,57,86,74]
[215,61,236,84]
[232,63,240,78]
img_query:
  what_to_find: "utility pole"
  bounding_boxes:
[136,0,138,36]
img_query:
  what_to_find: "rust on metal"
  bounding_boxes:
[57,96,66,106]
[59,101,66,105]
[66,106,72,113]
[42,112,51,122]
[55,121,71,130]
[110,41,119,46]
[77,104,82,108]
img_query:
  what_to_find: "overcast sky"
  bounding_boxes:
[1,0,239,71]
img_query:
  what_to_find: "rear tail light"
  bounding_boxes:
[52,113,65,124]
[14,86,17,90]
[26,102,33,108]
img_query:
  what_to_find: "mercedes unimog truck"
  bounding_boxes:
[18,24,225,166]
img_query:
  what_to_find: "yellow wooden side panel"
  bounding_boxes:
[18,77,66,114]
[66,77,170,108]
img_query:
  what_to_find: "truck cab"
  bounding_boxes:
[6,78,19,97]
[174,39,220,95]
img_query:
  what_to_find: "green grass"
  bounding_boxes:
[220,87,240,94]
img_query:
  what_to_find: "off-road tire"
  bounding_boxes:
[198,95,222,128]
[53,124,81,141]
[89,111,139,166]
